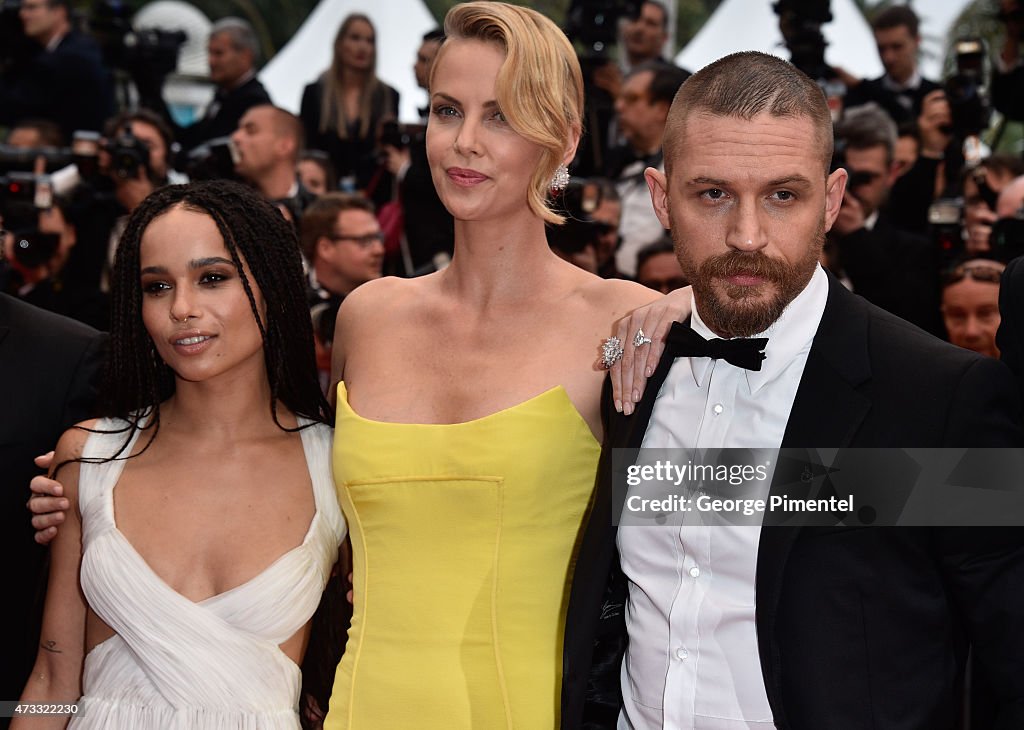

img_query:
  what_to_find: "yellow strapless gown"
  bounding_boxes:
[324,382,601,729]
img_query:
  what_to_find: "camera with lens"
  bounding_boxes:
[564,0,640,59]
[943,38,991,140]
[990,209,1024,263]
[380,120,411,150]
[773,0,833,82]
[926,196,967,266]
[91,0,186,80]
[0,179,59,270]
[103,123,151,180]
[182,136,238,181]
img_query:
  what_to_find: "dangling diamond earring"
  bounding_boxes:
[550,164,570,192]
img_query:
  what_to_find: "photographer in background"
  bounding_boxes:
[828,103,943,335]
[83,108,183,294]
[0,0,114,139]
[962,155,1024,256]
[1,195,108,329]
[5,118,63,149]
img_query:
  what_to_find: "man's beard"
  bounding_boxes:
[673,218,824,338]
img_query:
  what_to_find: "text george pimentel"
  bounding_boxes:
[625,493,854,517]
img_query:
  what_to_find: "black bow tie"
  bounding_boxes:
[665,321,768,371]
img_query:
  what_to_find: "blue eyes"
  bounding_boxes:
[430,105,507,123]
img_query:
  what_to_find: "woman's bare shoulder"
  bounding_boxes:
[337,275,435,326]
[50,419,104,495]
[579,276,663,322]
[53,419,102,462]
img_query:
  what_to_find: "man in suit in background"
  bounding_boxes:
[563,51,1024,730]
[0,294,105,725]
[0,0,114,139]
[842,5,940,126]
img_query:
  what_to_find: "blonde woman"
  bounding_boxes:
[323,3,685,728]
[299,14,399,200]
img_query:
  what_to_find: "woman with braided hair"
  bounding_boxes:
[13,180,346,729]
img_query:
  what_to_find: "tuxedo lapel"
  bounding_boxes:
[756,275,873,726]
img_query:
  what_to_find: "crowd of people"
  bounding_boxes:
[3,0,1024,728]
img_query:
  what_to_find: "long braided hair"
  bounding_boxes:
[95,179,331,459]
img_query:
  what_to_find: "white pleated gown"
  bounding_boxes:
[71,418,346,730]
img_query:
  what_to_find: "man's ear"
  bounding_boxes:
[823,167,848,232]
[885,159,900,188]
[646,167,671,229]
[316,236,334,260]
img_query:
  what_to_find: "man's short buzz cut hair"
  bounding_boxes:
[662,51,833,178]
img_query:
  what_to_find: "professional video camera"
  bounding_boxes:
[563,0,641,59]
[0,178,59,270]
[943,38,991,141]
[90,0,186,79]
[773,0,833,82]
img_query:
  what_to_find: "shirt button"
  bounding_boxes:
[689,566,701,578]
[676,647,689,660]
[712,403,724,415]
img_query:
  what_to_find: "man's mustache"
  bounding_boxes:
[699,251,790,283]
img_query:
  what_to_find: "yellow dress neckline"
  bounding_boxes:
[337,381,599,445]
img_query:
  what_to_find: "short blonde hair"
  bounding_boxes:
[439,2,583,225]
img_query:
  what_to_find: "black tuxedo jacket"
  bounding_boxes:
[0,30,115,138]
[0,295,105,724]
[176,76,272,152]
[832,217,943,337]
[843,75,941,126]
[562,275,1024,730]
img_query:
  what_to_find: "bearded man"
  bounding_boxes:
[562,51,1024,730]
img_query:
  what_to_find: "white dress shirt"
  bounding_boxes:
[618,265,829,730]
[615,158,667,277]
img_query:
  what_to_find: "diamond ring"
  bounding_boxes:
[601,337,624,369]
[633,328,652,347]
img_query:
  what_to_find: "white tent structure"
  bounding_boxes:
[260,0,437,123]
[674,0,883,79]
[134,0,214,127]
